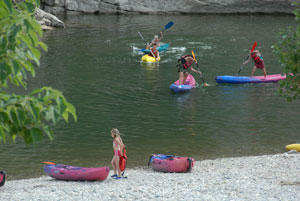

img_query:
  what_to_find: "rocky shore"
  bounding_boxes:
[42,0,296,15]
[1,153,300,201]
[36,0,296,30]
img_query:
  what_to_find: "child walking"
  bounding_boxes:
[110,128,125,179]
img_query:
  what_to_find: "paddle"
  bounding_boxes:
[191,50,208,86]
[237,41,257,75]
[138,31,156,59]
[43,161,55,165]
[161,21,174,33]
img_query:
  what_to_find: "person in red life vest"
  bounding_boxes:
[177,55,202,85]
[146,43,160,61]
[110,128,125,179]
[243,49,267,78]
[150,31,163,47]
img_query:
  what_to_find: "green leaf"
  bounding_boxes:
[23,130,32,144]
[24,1,36,13]
[4,0,13,13]
[9,109,19,128]
[31,128,43,143]
[66,102,77,122]
[38,41,48,52]
[0,126,6,143]
[43,126,53,141]
[30,19,43,37]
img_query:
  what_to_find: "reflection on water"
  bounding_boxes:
[1,14,299,179]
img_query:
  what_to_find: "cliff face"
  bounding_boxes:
[42,0,297,15]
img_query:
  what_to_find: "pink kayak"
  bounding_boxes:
[170,74,196,93]
[0,171,6,187]
[149,154,195,173]
[44,164,109,181]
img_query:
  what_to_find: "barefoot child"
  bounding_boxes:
[110,128,124,179]
[243,49,267,78]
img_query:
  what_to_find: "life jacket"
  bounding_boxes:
[119,147,127,172]
[148,48,158,57]
[177,55,193,69]
[251,52,263,64]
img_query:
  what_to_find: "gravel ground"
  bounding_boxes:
[1,153,300,201]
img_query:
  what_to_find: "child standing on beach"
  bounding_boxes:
[110,128,125,179]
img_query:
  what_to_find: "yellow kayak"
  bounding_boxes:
[285,144,300,152]
[141,55,160,63]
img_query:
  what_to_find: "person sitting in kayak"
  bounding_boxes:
[177,55,202,85]
[110,128,125,179]
[150,31,163,47]
[146,43,160,61]
[243,49,267,78]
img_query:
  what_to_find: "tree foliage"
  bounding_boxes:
[0,0,77,144]
[273,3,300,101]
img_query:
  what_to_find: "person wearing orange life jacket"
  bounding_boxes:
[243,49,267,78]
[146,43,160,61]
[177,55,202,85]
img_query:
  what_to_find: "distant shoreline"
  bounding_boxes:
[1,153,300,201]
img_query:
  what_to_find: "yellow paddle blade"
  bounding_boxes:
[191,50,197,62]
[43,161,55,165]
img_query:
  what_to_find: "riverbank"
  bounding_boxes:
[1,153,299,201]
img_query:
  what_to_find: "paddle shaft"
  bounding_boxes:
[237,42,257,75]
[138,32,156,59]
[237,55,250,75]
[196,63,206,83]
[191,50,206,85]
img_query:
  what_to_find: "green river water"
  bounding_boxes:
[1,14,299,179]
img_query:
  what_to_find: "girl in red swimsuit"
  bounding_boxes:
[110,128,124,179]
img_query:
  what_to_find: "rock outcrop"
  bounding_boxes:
[35,8,65,30]
[41,0,297,15]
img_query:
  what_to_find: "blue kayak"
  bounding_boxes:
[215,74,286,84]
[170,84,194,93]
[169,74,196,93]
[140,43,169,54]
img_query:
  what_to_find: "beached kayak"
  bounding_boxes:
[170,74,196,93]
[215,74,286,84]
[44,164,109,181]
[286,144,300,152]
[141,54,160,63]
[140,43,169,54]
[0,171,6,187]
[149,154,194,173]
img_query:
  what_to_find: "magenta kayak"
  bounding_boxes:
[170,74,196,93]
[0,171,6,187]
[149,154,195,173]
[44,164,109,181]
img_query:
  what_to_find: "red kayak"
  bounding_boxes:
[149,154,194,173]
[44,164,109,181]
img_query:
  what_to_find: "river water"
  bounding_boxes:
[1,14,299,179]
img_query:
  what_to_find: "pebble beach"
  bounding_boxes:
[1,153,300,201]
